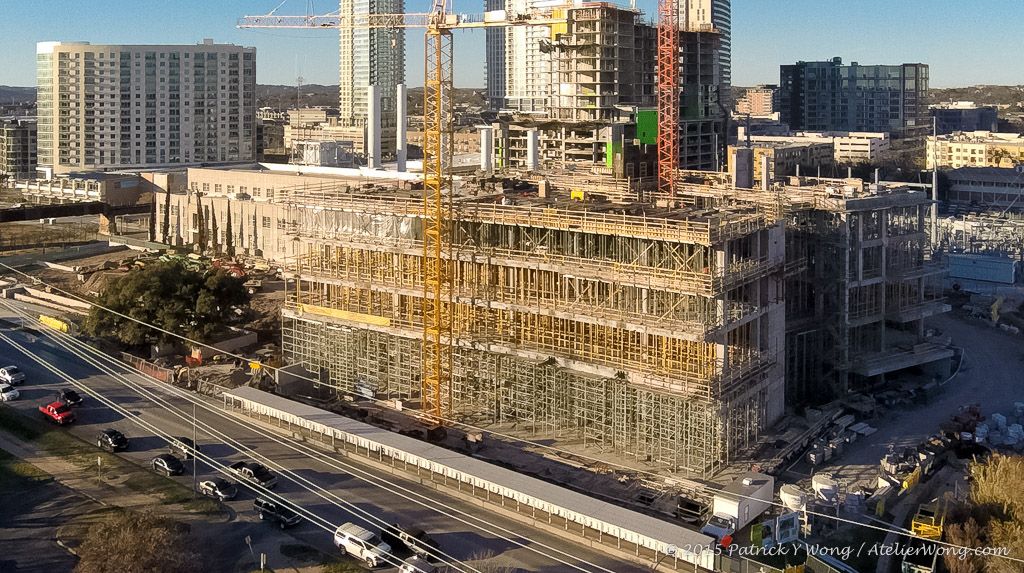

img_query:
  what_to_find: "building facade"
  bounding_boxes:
[926,131,1024,169]
[779,58,929,136]
[735,85,778,117]
[735,130,891,163]
[35,40,256,175]
[930,103,999,135]
[946,166,1024,208]
[685,0,730,104]
[0,119,37,179]
[338,0,404,152]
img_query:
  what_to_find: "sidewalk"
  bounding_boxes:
[0,430,158,510]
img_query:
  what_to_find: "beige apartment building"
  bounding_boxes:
[926,131,1024,169]
[36,40,256,175]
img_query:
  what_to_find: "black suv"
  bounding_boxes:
[253,497,302,529]
[381,524,440,559]
[168,437,199,460]
[56,389,83,407]
[151,453,184,476]
[97,429,129,452]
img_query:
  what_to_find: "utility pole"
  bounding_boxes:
[192,401,197,499]
[931,116,938,252]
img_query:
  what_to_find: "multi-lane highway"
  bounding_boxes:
[0,301,649,573]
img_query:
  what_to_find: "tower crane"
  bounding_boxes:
[657,0,679,197]
[239,3,558,422]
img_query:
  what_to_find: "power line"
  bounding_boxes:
[1,303,619,572]
[3,263,1023,565]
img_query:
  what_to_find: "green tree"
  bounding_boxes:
[83,261,248,345]
[74,510,205,573]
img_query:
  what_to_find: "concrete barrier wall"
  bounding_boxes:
[23,287,92,310]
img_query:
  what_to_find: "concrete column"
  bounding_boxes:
[396,84,407,172]
[526,129,539,171]
[479,126,494,175]
[761,154,771,191]
[367,84,382,169]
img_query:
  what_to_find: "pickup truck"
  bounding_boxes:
[40,401,75,425]
[228,461,278,489]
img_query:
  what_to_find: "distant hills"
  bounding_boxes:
[0,86,35,103]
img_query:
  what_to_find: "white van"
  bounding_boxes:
[333,522,392,568]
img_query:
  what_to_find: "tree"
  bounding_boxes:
[74,510,205,573]
[944,454,1024,573]
[83,261,248,345]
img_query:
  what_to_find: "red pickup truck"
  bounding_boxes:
[40,401,75,425]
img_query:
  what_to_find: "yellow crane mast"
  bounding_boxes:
[238,3,557,422]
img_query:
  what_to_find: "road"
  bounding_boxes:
[0,306,648,573]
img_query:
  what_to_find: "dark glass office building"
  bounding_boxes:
[779,57,929,136]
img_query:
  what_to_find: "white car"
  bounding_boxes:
[334,522,392,568]
[0,366,25,385]
[0,383,19,402]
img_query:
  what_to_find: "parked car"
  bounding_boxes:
[97,429,129,452]
[334,522,392,568]
[0,365,25,385]
[253,497,302,529]
[381,524,439,560]
[39,401,75,424]
[55,389,83,407]
[151,453,184,476]
[168,437,199,460]
[198,478,238,501]
[0,383,20,402]
[399,556,438,573]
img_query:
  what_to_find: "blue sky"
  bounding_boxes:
[0,0,1019,89]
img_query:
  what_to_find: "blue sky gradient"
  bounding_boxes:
[0,0,1019,89]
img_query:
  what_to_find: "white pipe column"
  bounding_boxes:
[479,126,493,175]
[761,154,771,191]
[526,128,539,171]
[396,83,407,172]
[367,84,382,169]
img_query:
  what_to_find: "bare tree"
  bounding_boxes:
[74,510,205,573]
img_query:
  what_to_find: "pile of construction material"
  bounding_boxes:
[806,413,877,466]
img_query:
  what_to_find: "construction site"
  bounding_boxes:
[141,162,954,482]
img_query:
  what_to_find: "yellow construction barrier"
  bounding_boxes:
[298,304,391,327]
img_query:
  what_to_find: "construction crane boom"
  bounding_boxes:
[238,10,559,30]
[239,4,555,422]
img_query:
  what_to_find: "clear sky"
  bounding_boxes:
[0,0,1020,90]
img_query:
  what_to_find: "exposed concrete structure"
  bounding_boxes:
[784,178,951,406]
[367,85,382,169]
[396,84,407,172]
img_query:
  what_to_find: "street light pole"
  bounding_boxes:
[192,402,198,499]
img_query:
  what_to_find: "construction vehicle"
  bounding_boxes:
[700,472,774,543]
[911,498,946,540]
[238,1,559,423]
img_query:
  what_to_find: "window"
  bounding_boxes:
[261,216,271,228]
[214,184,222,193]
[202,183,210,193]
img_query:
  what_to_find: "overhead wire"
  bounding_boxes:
[3,262,1023,565]
[2,302,620,573]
